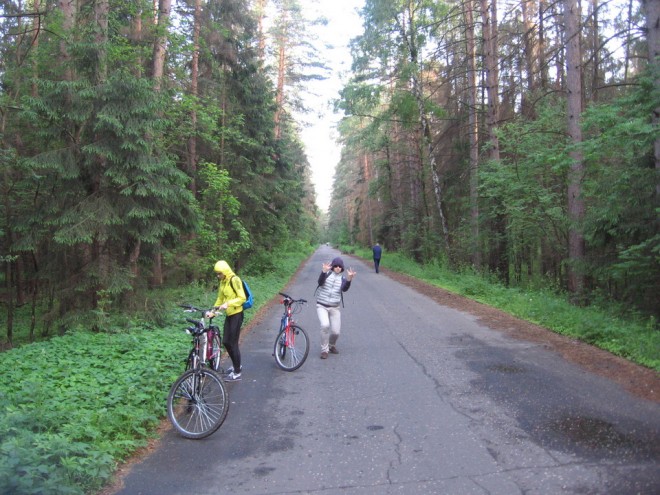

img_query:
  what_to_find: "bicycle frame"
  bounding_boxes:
[182,306,222,372]
[280,305,293,343]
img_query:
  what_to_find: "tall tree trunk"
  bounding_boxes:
[152,0,172,91]
[132,3,143,75]
[481,0,507,279]
[590,0,600,102]
[30,0,42,97]
[273,0,292,141]
[554,1,566,90]
[2,174,14,347]
[256,0,268,62]
[539,0,549,89]
[274,33,287,140]
[92,0,110,313]
[150,0,172,286]
[642,0,660,197]
[363,154,374,245]
[188,0,201,196]
[521,0,537,116]
[94,0,109,85]
[625,0,634,80]
[564,0,586,302]
[220,63,227,164]
[480,0,500,163]
[59,0,75,83]
[464,0,481,268]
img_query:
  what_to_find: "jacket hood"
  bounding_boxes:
[331,257,345,271]
[213,260,235,277]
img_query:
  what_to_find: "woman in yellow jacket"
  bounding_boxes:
[213,260,246,381]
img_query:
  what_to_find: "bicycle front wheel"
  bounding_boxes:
[167,368,230,439]
[274,324,309,371]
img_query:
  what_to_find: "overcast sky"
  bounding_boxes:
[300,0,364,213]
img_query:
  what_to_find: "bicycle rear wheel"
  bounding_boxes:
[167,368,230,439]
[208,333,222,372]
[184,350,197,372]
[273,324,309,371]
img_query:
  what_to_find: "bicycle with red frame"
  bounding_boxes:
[272,292,309,371]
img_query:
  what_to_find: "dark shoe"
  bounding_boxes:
[329,346,339,354]
[320,352,328,359]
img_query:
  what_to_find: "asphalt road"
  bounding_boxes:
[115,246,660,495]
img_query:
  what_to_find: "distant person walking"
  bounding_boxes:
[372,242,382,273]
[316,257,356,359]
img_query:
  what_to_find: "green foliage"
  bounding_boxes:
[579,82,660,312]
[197,161,251,263]
[15,70,198,326]
[481,99,570,275]
[0,328,186,494]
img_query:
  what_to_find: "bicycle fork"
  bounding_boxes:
[272,316,288,357]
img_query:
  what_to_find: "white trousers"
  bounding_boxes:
[316,304,341,353]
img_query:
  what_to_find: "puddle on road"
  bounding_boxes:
[550,415,632,448]
[487,363,525,374]
[536,414,660,459]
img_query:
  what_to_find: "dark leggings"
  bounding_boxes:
[223,311,244,371]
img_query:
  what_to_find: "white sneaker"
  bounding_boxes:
[225,372,242,382]
[225,366,242,374]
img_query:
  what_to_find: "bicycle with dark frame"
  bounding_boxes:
[166,305,230,439]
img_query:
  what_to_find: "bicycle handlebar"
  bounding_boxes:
[179,305,224,336]
[278,292,307,304]
[180,304,224,315]
[180,304,208,313]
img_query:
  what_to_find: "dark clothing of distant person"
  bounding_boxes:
[372,243,382,273]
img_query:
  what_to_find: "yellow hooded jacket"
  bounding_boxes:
[213,260,246,316]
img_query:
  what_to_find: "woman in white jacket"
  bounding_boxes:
[316,257,356,359]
